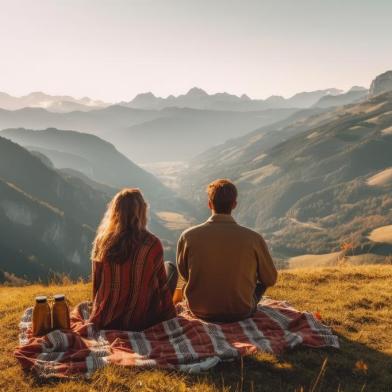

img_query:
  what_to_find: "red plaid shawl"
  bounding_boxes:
[15,300,339,378]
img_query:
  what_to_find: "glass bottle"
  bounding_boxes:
[32,296,52,336]
[52,294,71,330]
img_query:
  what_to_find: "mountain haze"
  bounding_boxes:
[121,87,343,111]
[313,88,368,108]
[0,91,109,113]
[0,127,176,210]
[0,136,109,281]
[0,106,298,162]
[0,131,189,282]
[180,90,392,261]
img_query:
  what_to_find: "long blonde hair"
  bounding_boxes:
[92,188,147,264]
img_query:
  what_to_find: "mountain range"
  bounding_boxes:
[0,105,298,162]
[179,88,392,263]
[1,70,391,281]
[0,85,369,115]
[0,91,109,113]
[0,136,106,281]
[0,129,195,282]
[0,128,175,209]
[0,87,360,114]
[0,85,372,162]
[120,87,346,111]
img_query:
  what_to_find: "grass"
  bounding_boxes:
[156,211,194,230]
[1,265,392,391]
[368,225,392,244]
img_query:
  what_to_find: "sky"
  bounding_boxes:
[0,0,391,102]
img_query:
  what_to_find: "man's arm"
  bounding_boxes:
[176,234,189,281]
[256,236,277,287]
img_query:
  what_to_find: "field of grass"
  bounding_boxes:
[1,265,392,391]
[287,252,341,269]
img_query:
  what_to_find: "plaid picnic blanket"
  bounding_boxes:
[15,299,339,378]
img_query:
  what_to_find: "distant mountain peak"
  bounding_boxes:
[27,91,47,98]
[265,95,285,103]
[135,92,156,99]
[348,86,367,92]
[186,87,208,97]
[0,91,109,112]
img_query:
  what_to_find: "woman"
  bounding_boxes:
[89,188,177,331]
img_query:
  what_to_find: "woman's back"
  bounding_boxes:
[89,232,176,331]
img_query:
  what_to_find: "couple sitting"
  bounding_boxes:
[89,179,277,331]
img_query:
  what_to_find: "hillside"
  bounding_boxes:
[0,136,177,282]
[2,265,391,391]
[180,91,392,260]
[116,107,297,161]
[0,127,178,210]
[0,137,108,281]
[0,178,95,282]
[0,105,299,162]
[0,136,108,229]
[313,88,368,108]
[0,127,197,237]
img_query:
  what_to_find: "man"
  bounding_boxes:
[176,179,277,322]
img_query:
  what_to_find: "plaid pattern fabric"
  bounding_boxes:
[90,233,176,331]
[15,299,339,378]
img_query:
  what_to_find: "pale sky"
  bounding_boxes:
[0,0,391,102]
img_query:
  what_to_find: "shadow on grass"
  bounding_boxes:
[22,334,392,392]
[188,334,392,392]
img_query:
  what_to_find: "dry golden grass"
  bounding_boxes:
[156,211,194,230]
[287,252,341,269]
[366,168,392,187]
[368,225,392,244]
[1,265,392,391]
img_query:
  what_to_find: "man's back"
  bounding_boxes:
[177,214,277,321]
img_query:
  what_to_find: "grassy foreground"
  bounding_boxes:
[1,265,392,392]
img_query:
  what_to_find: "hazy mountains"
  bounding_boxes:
[1,70,391,281]
[0,105,298,162]
[0,136,107,281]
[0,127,195,229]
[121,87,345,111]
[0,128,174,209]
[180,90,392,260]
[0,91,109,113]
[0,86,371,162]
[0,128,195,282]
[313,87,368,108]
[0,87,351,114]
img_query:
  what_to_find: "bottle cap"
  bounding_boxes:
[54,294,65,301]
[35,295,47,303]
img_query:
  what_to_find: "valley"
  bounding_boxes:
[0,70,392,283]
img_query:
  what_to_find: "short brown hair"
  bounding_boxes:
[207,179,237,214]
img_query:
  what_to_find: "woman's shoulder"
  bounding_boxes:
[143,231,163,248]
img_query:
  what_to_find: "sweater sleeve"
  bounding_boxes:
[256,236,278,287]
[153,240,176,319]
[176,234,189,281]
